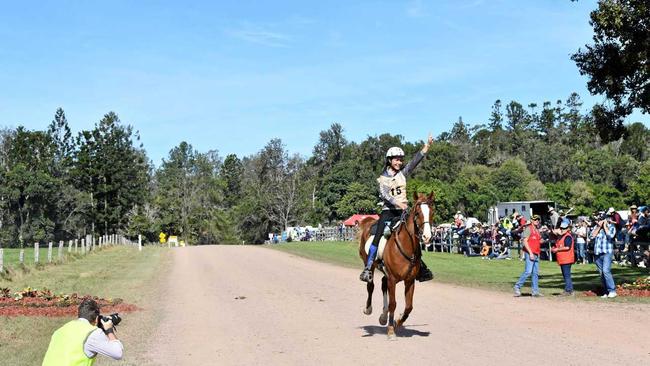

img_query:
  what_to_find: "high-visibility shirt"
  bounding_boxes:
[524,225,541,255]
[42,320,97,366]
[555,232,575,265]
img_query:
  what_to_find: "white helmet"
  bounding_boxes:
[386,147,405,158]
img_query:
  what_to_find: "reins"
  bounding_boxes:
[393,202,429,277]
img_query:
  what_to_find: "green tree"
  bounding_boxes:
[490,158,534,202]
[220,154,244,208]
[628,160,650,204]
[622,122,650,161]
[334,182,377,218]
[74,112,150,236]
[572,0,650,118]
[0,128,59,246]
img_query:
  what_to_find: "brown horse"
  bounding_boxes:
[358,191,434,340]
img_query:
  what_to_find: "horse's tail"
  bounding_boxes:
[357,216,378,259]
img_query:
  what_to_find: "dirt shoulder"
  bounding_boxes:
[148,245,649,366]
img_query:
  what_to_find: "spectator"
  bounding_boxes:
[635,206,649,236]
[488,237,511,260]
[500,216,513,236]
[549,206,560,229]
[551,219,575,296]
[624,205,639,243]
[591,215,617,298]
[607,207,623,232]
[514,214,543,297]
[574,220,588,264]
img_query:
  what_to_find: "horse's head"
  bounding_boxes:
[412,191,435,244]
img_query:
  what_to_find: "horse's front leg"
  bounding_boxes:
[378,275,388,325]
[386,277,398,341]
[395,279,414,330]
[363,277,374,315]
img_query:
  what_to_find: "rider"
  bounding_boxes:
[359,134,435,283]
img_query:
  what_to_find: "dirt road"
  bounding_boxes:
[149,245,649,365]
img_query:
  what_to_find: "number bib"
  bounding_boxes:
[378,172,407,206]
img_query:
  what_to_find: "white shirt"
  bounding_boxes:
[79,318,124,360]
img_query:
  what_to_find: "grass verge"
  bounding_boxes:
[268,241,650,303]
[0,245,170,366]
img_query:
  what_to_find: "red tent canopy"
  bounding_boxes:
[343,214,379,227]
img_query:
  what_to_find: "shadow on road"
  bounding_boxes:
[360,325,430,338]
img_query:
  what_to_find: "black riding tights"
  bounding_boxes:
[371,209,403,247]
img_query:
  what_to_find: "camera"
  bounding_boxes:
[592,213,606,222]
[98,313,122,331]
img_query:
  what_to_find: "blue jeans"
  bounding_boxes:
[576,242,586,262]
[515,252,540,294]
[595,252,616,294]
[560,264,573,292]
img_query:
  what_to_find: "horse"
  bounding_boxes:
[358,191,434,340]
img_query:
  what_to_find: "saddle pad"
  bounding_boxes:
[364,235,387,260]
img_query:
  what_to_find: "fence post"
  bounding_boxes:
[68,240,72,252]
[34,242,39,263]
[19,249,24,264]
[138,235,142,251]
[75,239,78,253]
[48,242,53,263]
[81,239,85,255]
[0,248,3,272]
[58,241,64,261]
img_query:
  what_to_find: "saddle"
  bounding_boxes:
[365,216,404,263]
[369,216,402,237]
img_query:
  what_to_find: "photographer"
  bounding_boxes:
[42,298,123,365]
[591,215,617,299]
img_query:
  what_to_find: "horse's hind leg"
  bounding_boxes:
[378,275,388,325]
[363,278,374,315]
[396,280,415,330]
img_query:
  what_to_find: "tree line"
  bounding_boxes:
[1,94,649,245]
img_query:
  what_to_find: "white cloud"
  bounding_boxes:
[406,0,427,18]
[226,27,292,47]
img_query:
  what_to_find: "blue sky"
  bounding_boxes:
[1,0,647,166]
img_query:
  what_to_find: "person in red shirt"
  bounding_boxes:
[514,215,542,297]
[552,219,575,296]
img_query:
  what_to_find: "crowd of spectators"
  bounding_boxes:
[436,205,650,268]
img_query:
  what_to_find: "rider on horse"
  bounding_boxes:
[359,134,435,283]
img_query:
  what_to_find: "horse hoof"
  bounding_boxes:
[387,326,397,341]
[363,306,372,315]
[379,313,387,325]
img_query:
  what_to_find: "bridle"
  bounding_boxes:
[412,202,432,244]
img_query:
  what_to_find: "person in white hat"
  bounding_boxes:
[360,134,435,283]
[549,206,560,229]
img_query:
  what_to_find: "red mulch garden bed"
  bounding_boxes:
[582,276,650,297]
[0,287,140,317]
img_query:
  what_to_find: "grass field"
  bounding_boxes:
[268,241,650,302]
[0,245,170,366]
[1,247,59,267]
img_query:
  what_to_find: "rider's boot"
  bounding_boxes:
[417,259,434,282]
[360,245,378,282]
